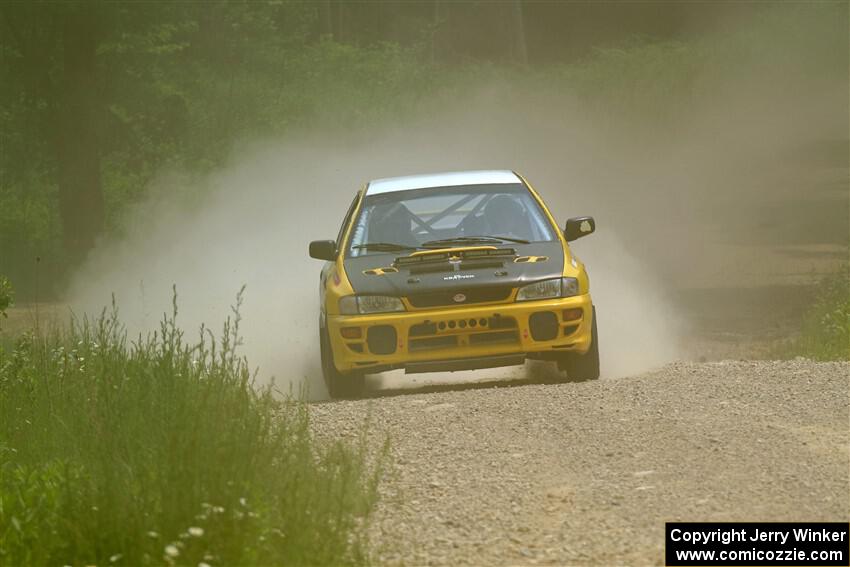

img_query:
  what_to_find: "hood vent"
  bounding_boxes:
[409,262,455,275]
[407,257,508,275]
[363,266,399,276]
[396,247,516,266]
[396,247,516,275]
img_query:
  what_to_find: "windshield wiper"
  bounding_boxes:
[351,242,419,252]
[421,235,530,248]
[478,235,531,244]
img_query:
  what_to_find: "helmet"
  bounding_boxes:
[368,202,416,246]
[483,195,528,237]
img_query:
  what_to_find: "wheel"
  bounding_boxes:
[320,321,365,399]
[557,305,600,381]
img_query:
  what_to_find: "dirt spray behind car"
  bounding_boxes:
[67,16,846,397]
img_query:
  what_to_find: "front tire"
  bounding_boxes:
[320,321,365,399]
[558,305,600,381]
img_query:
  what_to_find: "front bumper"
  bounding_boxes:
[327,293,593,373]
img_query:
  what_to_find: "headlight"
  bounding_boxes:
[516,277,579,301]
[339,295,405,315]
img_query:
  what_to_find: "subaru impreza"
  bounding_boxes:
[309,170,599,398]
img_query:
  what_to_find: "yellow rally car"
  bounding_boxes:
[309,170,599,398]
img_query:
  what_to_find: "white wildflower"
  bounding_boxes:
[147,531,159,539]
[109,553,123,563]
[164,544,180,558]
[188,526,204,537]
[239,497,248,507]
[199,563,211,567]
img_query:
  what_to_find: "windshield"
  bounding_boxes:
[347,183,557,257]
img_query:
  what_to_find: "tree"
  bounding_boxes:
[56,3,104,263]
[1,2,104,264]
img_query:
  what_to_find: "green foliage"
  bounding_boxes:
[0,459,76,565]
[0,3,443,295]
[787,266,850,361]
[0,293,384,565]
[0,277,12,318]
[532,3,848,136]
[0,2,845,296]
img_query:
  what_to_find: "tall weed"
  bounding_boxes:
[0,290,383,565]
[789,266,850,361]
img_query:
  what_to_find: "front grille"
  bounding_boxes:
[488,316,518,330]
[469,330,519,345]
[409,322,438,337]
[410,335,458,352]
[406,314,520,351]
[407,286,513,308]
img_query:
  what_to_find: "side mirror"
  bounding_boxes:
[309,240,337,261]
[564,216,595,242]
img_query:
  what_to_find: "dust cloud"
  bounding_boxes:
[68,10,848,398]
[67,110,682,398]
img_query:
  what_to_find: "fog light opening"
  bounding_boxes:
[341,327,362,339]
[367,325,397,355]
[562,308,583,322]
[529,311,559,341]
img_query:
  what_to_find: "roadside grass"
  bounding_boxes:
[781,265,850,361]
[0,277,11,319]
[0,291,385,566]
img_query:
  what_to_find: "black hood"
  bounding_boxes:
[344,241,564,298]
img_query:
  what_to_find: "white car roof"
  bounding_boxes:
[366,170,521,195]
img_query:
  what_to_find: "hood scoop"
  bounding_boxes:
[395,247,517,276]
[363,266,399,276]
[514,255,548,263]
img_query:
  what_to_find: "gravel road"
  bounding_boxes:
[309,360,850,566]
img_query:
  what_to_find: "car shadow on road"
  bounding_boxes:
[359,359,570,399]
